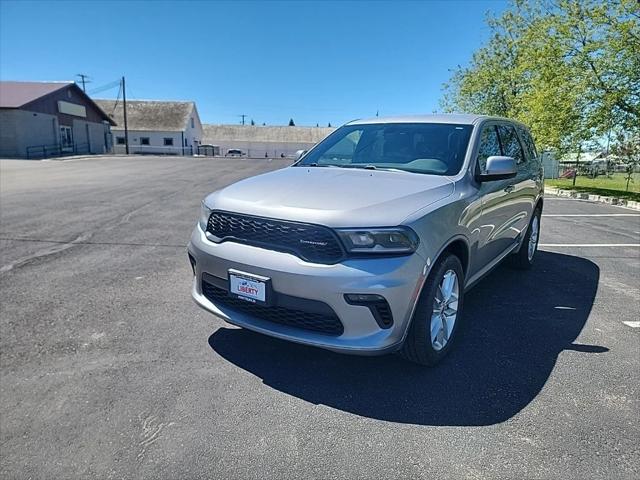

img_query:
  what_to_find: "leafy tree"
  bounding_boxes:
[441,0,639,155]
[328,122,332,127]
[250,119,255,126]
[612,132,640,191]
[288,118,295,126]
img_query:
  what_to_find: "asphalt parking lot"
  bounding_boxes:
[1,156,638,479]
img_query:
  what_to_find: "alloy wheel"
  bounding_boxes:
[430,269,459,351]
[528,215,539,262]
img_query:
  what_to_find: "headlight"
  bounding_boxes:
[199,201,213,231]
[336,227,419,254]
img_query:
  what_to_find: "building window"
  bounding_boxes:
[191,117,195,128]
[140,137,150,146]
[116,137,126,145]
[164,138,174,146]
[184,138,188,147]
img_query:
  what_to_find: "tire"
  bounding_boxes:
[508,208,541,270]
[399,254,465,366]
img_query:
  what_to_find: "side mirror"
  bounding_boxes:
[294,149,307,161]
[477,156,517,182]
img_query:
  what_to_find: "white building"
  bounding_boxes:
[95,99,203,155]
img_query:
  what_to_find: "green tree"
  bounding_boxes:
[441,0,640,155]
[612,132,640,191]
[288,118,295,126]
[250,119,255,126]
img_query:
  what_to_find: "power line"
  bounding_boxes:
[87,79,121,95]
[111,81,122,116]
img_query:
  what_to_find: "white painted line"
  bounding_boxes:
[622,321,640,328]
[543,214,640,217]
[540,243,640,247]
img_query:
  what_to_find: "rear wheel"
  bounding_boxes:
[399,254,465,366]
[509,208,541,270]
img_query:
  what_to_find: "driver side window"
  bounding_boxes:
[476,125,501,173]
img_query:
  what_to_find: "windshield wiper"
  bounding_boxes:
[335,164,377,170]
[340,164,408,173]
[303,163,409,173]
[302,163,340,168]
[373,166,409,173]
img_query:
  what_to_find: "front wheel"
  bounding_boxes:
[509,208,541,270]
[399,254,465,366]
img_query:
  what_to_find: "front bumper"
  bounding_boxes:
[188,225,427,355]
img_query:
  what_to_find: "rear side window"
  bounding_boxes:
[476,125,501,172]
[516,126,538,162]
[497,125,525,164]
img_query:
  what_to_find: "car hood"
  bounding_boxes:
[205,166,454,227]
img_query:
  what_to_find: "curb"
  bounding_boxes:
[544,187,640,211]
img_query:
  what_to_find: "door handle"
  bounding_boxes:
[504,185,515,193]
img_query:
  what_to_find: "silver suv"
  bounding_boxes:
[188,114,543,365]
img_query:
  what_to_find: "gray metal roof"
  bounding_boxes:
[347,113,494,125]
[0,81,116,125]
[0,81,72,108]
[95,99,195,132]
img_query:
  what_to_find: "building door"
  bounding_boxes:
[60,126,73,152]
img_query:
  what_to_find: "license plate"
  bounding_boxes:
[228,269,271,305]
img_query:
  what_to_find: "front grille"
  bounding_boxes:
[202,277,344,336]
[206,211,344,264]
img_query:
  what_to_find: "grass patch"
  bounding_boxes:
[546,173,640,202]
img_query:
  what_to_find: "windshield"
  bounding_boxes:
[297,123,473,175]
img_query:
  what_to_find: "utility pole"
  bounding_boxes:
[122,76,129,155]
[239,114,246,125]
[76,74,91,92]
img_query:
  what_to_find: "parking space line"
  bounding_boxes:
[622,321,640,329]
[543,214,640,217]
[539,243,640,247]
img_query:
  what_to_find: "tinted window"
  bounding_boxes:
[516,126,538,162]
[140,137,150,146]
[476,125,501,172]
[164,138,174,146]
[116,137,125,145]
[497,125,525,164]
[298,123,473,176]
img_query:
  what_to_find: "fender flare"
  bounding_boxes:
[397,235,471,347]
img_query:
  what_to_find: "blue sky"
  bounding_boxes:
[0,0,507,126]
